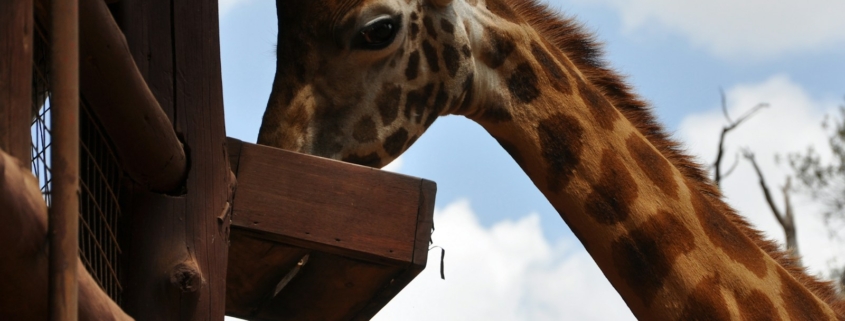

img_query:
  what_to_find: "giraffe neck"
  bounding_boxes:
[456,1,841,319]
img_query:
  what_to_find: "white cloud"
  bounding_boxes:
[374,200,636,321]
[219,0,252,17]
[678,74,844,276]
[574,0,845,59]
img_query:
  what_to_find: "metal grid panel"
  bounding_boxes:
[31,20,124,305]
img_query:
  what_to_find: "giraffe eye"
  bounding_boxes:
[354,17,399,50]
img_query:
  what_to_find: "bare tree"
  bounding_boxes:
[709,92,801,263]
[712,89,768,187]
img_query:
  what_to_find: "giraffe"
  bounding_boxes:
[257,0,845,319]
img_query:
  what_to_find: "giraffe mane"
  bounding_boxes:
[506,0,845,312]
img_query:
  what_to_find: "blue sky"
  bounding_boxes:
[220,1,845,319]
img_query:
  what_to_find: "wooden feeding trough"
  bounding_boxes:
[0,0,437,319]
[226,139,435,320]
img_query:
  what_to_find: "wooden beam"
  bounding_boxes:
[48,0,80,318]
[113,0,233,319]
[0,151,133,321]
[0,0,33,161]
[78,0,186,193]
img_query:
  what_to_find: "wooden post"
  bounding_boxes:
[49,0,79,319]
[0,0,33,161]
[110,0,233,319]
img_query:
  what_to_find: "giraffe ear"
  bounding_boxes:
[429,0,453,8]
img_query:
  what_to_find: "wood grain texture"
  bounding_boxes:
[48,0,80,318]
[353,179,437,320]
[0,0,32,161]
[113,0,234,319]
[226,139,437,320]
[231,139,425,264]
[79,0,186,193]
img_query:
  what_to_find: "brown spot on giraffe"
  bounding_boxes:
[405,50,420,80]
[410,11,418,21]
[404,83,435,123]
[461,44,471,57]
[409,22,420,40]
[688,182,768,278]
[423,84,449,129]
[479,99,513,123]
[383,128,409,157]
[440,18,455,35]
[626,134,679,200]
[493,135,525,168]
[678,274,732,320]
[423,111,439,129]
[442,44,461,78]
[538,113,584,192]
[485,0,521,23]
[422,40,440,73]
[376,84,402,125]
[313,121,344,157]
[778,268,832,321]
[734,288,782,321]
[585,149,638,225]
[422,16,437,40]
[342,152,381,168]
[577,78,619,130]
[611,210,696,308]
[480,27,515,69]
[352,116,377,143]
[507,62,541,103]
[530,41,572,95]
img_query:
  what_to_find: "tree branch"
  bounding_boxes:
[712,90,769,187]
[743,149,800,259]
[743,150,786,226]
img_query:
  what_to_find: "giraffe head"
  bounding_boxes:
[259,0,478,167]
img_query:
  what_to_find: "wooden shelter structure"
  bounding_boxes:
[0,0,437,320]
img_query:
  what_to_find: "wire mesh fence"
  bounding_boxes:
[31,19,124,305]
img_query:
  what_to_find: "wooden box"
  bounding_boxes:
[225,138,436,320]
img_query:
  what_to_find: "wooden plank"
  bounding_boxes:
[352,179,437,320]
[230,139,425,264]
[0,0,32,161]
[79,0,187,193]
